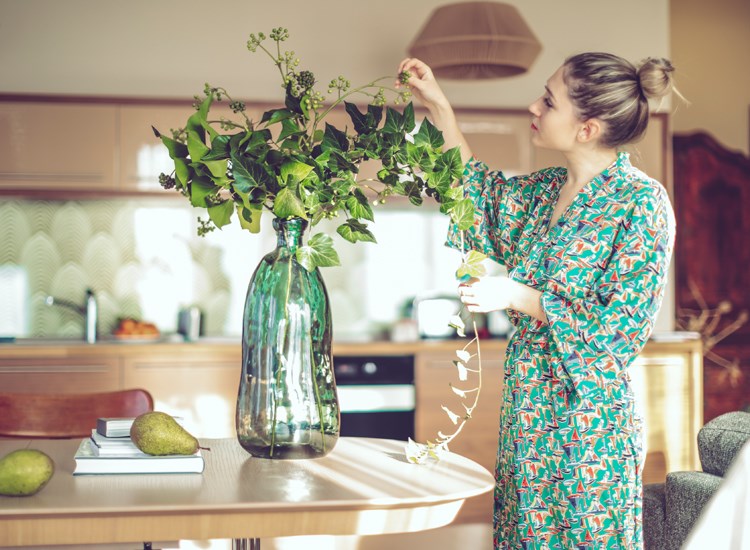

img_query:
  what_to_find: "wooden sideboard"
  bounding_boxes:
[0,337,702,524]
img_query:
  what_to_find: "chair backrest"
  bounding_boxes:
[0,389,154,438]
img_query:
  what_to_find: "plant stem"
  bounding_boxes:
[269,252,294,456]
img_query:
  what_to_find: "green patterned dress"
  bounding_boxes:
[447,152,675,549]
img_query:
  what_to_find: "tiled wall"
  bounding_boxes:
[0,198,465,340]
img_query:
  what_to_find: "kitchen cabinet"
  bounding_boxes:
[121,348,240,438]
[0,353,120,394]
[415,345,505,525]
[0,101,117,192]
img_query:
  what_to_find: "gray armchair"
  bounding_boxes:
[643,411,750,550]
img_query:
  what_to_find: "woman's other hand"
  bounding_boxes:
[458,276,548,323]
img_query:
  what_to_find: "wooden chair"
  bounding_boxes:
[0,389,154,438]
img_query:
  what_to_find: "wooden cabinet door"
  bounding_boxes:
[122,348,241,438]
[0,101,117,191]
[0,355,120,394]
[416,345,505,524]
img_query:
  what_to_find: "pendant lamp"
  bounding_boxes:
[407,2,542,79]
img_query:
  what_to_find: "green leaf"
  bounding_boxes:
[336,219,376,243]
[156,130,188,159]
[237,204,263,233]
[344,102,369,135]
[188,177,218,208]
[402,102,416,134]
[345,188,374,221]
[261,108,295,125]
[456,250,488,280]
[278,118,304,141]
[273,187,307,219]
[280,160,314,186]
[187,129,210,162]
[383,106,405,135]
[413,117,445,149]
[202,134,231,161]
[201,158,228,179]
[322,123,349,153]
[450,198,474,231]
[207,200,234,228]
[173,157,190,186]
[296,233,341,271]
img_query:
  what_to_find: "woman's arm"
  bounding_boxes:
[397,58,474,165]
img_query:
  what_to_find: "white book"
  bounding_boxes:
[73,439,204,475]
[89,431,146,456]
[96,416,185,438]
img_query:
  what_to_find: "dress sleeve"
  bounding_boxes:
[541,183,676,400]
[446,159,548,270]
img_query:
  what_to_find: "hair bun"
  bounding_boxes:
[637,57,675,100]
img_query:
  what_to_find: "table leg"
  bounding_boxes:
[232,538,261,550]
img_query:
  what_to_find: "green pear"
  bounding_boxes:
[130,412,200,456]
[0,449,55,497]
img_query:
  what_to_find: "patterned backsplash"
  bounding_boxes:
[0,198,462,340]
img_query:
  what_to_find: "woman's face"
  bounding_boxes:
[528,65,584,152]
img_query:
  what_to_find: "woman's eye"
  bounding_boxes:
[543,97,553,108]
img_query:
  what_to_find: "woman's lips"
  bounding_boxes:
[531,122,538,131]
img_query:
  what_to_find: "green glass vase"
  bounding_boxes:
[236,217,340,459]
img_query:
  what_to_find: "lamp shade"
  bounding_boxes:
[407,2,542,79]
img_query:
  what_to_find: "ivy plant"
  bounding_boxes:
[154,27,475,271]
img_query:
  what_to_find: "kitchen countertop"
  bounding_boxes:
[0,334,702,359]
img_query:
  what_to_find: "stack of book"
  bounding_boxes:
[73,417,204,475]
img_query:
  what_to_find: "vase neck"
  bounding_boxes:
[273,217,308,252]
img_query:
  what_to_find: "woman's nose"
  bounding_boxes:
[528,99,541,116]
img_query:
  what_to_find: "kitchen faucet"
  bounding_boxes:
[45,288,98,343]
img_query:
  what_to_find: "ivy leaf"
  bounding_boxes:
[207,200,234,228]
[450,198,475,231]
[273,187,307,219]
[336,219,377,243]
[441,405,460,425]
[401,102,416,134]
[344,102,369,135]
[202,134,231,161]
[261,108,295,125]
[449,314,466,337]
[280,160,314,186]
[322,123,349,153]
[173,157,190,187]
[278,118,304,141]
[237,204,263,233]
[201,159,228,179]
[453,360,468,381]
[450,383,466,398]
[232,156,275,193]
[456,250,488,280]
[383,106,405,135]
[154,127,188,159]
[345,188,374,221]
[188,177,218,208]
[413,117,445,149]
[296,233,341,272]
[187,129,210,162]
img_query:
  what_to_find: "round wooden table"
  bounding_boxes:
[0,437,494,548]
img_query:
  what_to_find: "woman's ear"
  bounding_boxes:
[577,119,604,143]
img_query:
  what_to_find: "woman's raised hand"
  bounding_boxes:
[396,58,450,115]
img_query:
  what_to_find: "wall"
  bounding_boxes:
[671,0,750,154]
[0,0,669,106]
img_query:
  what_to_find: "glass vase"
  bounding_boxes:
[236,217,340,459]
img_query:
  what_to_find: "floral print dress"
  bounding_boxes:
[447,152,675,549]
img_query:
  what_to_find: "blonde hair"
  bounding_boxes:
[563,52,679,148]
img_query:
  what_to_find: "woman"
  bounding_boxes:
[397,53,678,548]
